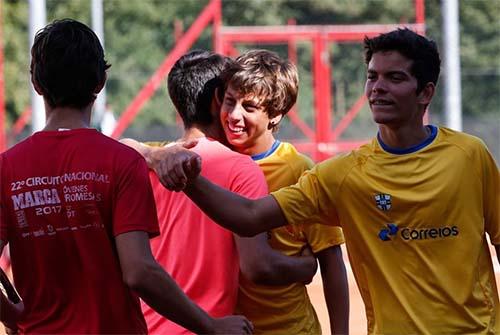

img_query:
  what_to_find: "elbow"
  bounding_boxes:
[122,262,154,293]
[122,269,144,292]
[236,226,260,238]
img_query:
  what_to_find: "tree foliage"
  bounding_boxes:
[2,0,498,134]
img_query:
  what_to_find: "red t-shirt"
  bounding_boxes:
[142,137,268,334]
[0,129,159,334]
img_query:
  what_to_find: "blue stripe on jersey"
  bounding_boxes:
[251,140,281,161]
[377,125,438,154]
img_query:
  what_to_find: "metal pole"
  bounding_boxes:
[442,0,462,131]
[0,0,6,151]
[29,0,46,132]
[91,0,106,129]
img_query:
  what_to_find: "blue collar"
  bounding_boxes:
[251,140,281,161]
[377,125,437,154]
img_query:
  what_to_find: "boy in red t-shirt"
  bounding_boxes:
[0,19,252,334]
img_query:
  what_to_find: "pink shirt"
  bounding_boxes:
[0,129,159,333]
[142,137,268,334]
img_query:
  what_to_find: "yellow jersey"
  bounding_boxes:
[236,141,345,334]
[272,126,500,334]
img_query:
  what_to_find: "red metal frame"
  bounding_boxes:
[111,0,221,139]
[11,107,32,137]
[110,0,425,161]
[217,0,425,160]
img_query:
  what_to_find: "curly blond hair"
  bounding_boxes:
[222,50,298,130]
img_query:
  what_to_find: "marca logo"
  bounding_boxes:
[378,223,460,241]
[374,193,391,211]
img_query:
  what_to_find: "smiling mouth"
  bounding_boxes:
[370,99,394,106]
[227,123,246,134]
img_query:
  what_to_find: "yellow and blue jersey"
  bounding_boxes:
[273,126,500,334]
[236,141,344,334]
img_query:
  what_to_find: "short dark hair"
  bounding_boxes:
[167,50,232,129]
[30,19,110,109]
[364,28,441,93]
[222,50,298,121]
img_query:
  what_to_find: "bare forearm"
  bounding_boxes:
[116,232,214,333]
[318,247,349,335]
[184,176,286,237]
[238,238,317,286]
[131,261,214,334]
[257,254,317,286]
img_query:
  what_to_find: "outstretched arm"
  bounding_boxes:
[120,138,155,167]
[115,231,253,334]
[317,246,349,335]
[236,233,317,286]
[120,138,198,171]
[147,143,288,236]
[184,176,286,237]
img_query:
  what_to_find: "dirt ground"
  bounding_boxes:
[2,245,499,334]
[307,245,366,334]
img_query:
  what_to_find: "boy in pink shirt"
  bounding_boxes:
[123,50,318,334]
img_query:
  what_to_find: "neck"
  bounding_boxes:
[180,127,207,142]
[43,102,92,131]
[238,133,276,156]
[181,123,227,143]
[378,123,429,149]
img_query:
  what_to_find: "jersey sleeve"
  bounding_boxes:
[290,154,345,251]
[272,161,340,227]
[113,157,160,238]
[229,157,268,199]
[480,143,500,244]
[303,224,344,254]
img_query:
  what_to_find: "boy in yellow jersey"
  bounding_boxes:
[219,50,349,334]
[154,28,500,334]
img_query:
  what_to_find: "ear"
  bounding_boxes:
[31,75,43,96]
[417,82,435,106]
[268,114,283,130]
[94,73,107,94]
[214,87,223,108]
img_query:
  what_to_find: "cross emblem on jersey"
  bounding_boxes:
[374,193,392,211]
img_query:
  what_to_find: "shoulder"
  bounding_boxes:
[438,127,487,150]
[437,127,493,162]
[2,135,32,159]
[197,138,256,165]
[88,133,148,174]
[142,140,170,147]
[261,141,314,174]
[280,142,315,169]
[195,139,264,179]
[315,144,371,177]
[102,135,146,163]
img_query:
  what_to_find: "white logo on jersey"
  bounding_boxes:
[374,193,392,211]
[11,188,61,210]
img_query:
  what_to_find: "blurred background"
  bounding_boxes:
[1,0,499,161]
[0,0,498,333]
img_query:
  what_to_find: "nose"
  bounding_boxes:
[227,102,244,121]
[370,78,387,93]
